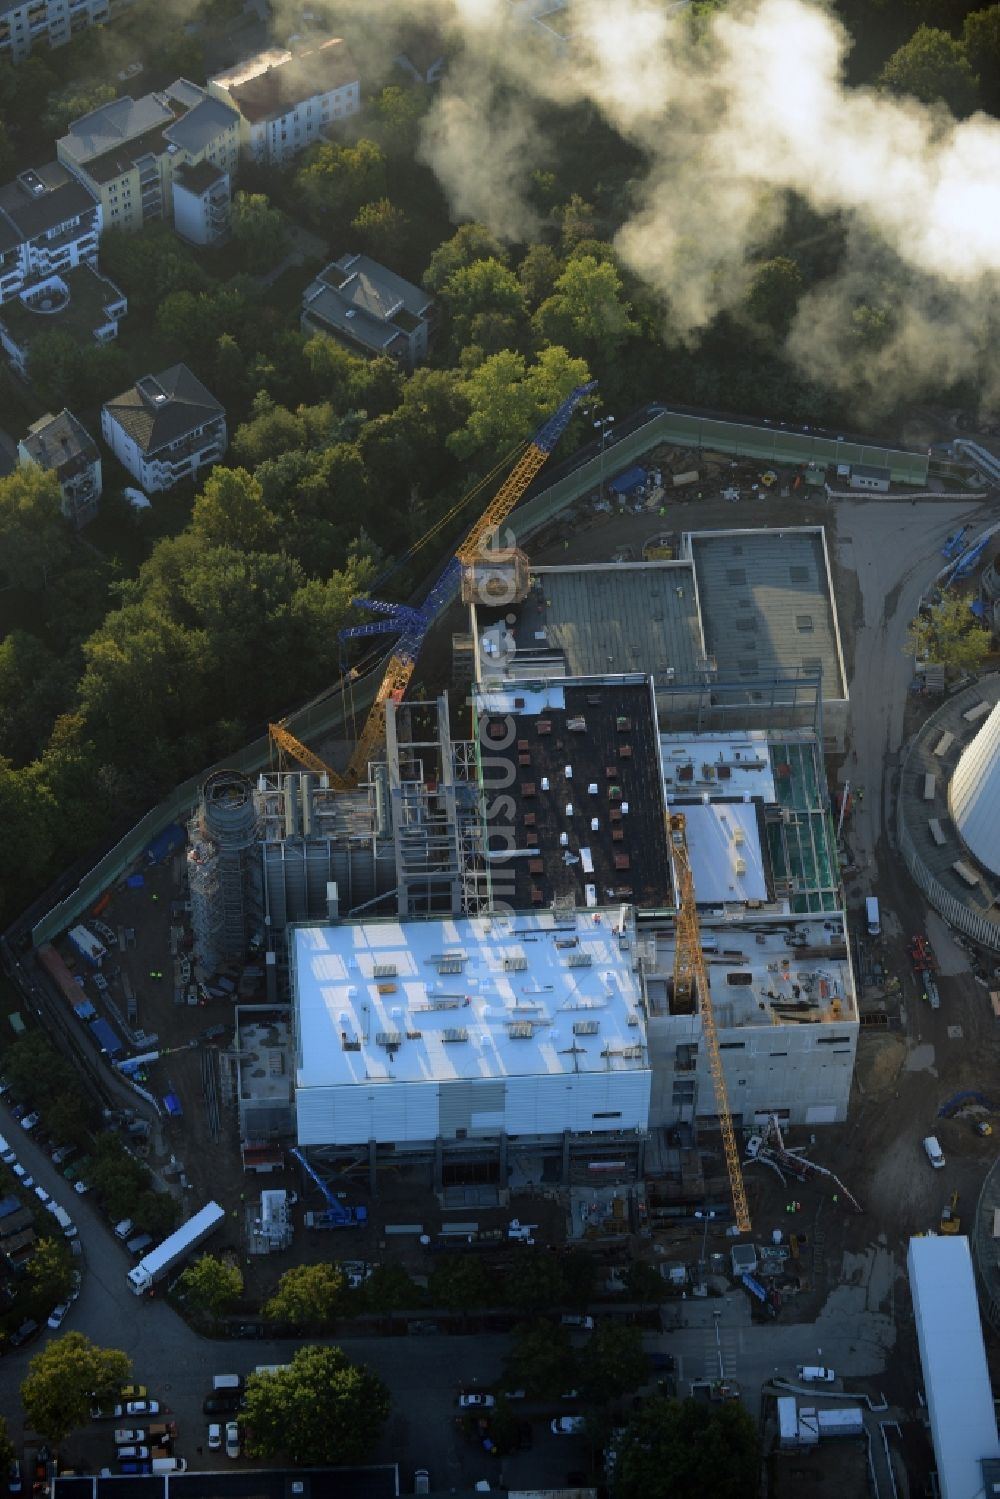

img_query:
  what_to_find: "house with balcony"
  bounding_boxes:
[57,80,239,237]
[209,37,360,166]
[0,263,126,378]
[301,254,433,370]
[0,162,101,306]
[172,160,230,245]
[101,364,226,493]
[18,408,102,528]
[0,0,112,64]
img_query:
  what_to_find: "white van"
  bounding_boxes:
[0,1134,14,1164]
[212,1374,242,1391]
[865,897,881,936]
[151,1458,187,1473]
[923,1136,946,1169]
[796,1365,835,1383]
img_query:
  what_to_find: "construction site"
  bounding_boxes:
[17,388,1000,1497]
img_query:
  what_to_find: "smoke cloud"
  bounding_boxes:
[390,0,1000,412]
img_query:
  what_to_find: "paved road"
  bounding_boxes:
[833,494,995,873]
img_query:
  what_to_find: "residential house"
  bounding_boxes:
[101,363,226,493]
[209,38,360,166]
[0,0,111,63]
[57,80,240,241]
[301,253,433,370]
[0,162,101,306]
[18,408,102,529]
[0,262,126,378]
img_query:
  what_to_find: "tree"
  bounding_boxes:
[369,84,431,158]
[963,5,1000,107]
[243,1344,389,1465]
[504,1250,567,1313]
[192,467,277,552]
[905,594,991,672]
[0,631,75,767]
[0,467,70,589]
[744,256,803,338]
[21,1333,130,1443]
[614,1396,759,1499]
[0,759,58,919]
[0,120,14,182]
[428,1254,492,1319]
[232,397,307,468]
[42,82,115,135]
[231,191,289,274]
[624,1259,668,1303]
[264,1263,345,1330]
[518,243,562,308]
[449,345,592,463]
[351,198,410,264]
[178,1254,243,1317]
[295,139,387,227]
[878,26,980,113]
[533,254,637,354]
[504,1319,577,1399]
[440,257,526,356]
[559,195,599,254]
[579,1324,649,1404]
[423,223,508,294]
[28,1237,73,1307]
[361,1262,421,1319]
[28,329,82,412]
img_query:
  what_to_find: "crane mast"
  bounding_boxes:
[669,811,752,1234]
[270,381,595,786]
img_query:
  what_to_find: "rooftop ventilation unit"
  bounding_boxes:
[567,953,593,967]
[437,956,464,974]
[376,1031,402,1049]
[373,962,397,978]
[573,1020,599,1036]
[442,1027,469,1043]
[507,1021,534,1039]
[504,955,528,971]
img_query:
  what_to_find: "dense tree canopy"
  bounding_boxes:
[878,24,981,111]
[21,1334,130,1443]
[243,1345,390,1465]
[614,1397,760,1499]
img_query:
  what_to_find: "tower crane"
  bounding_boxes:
[269,380,595,788]
[668,811,752,1234]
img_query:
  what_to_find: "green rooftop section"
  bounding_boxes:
[766,737,841,913]
[0,266,124,352]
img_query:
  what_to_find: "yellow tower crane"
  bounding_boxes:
[668,811,752,1234]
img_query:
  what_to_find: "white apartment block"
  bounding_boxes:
[209,37,360,166]
[101,364,226,493]
[0,163,101,306]
[0,0,110,62]
[18,408,102,529]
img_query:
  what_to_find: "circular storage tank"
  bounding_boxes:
[949,701,1000,877]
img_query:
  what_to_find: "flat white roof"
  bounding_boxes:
[682,801,768,904]
[660,730,776,800]
[293,908,647,1089]
[907,1235,1000,1499]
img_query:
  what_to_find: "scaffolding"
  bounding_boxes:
[188,770,262,972]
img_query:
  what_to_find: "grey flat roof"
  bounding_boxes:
[498,562,707,681]
[687,528,846,699]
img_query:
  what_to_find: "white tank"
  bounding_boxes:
[949,701,1000,876]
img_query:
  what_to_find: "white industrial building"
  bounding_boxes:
[948,700,1000,878]
[291,907,650,1156]
[908,1235,1000,1499]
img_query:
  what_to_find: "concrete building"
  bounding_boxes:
[101,363,226,493]
[301,254,433,369]
[171,160,230,247]
[57,81,239,238]
[908,1235,1000,1499]
[0,263,126,377]
[472,528,849,750]
[0,0,110,63]
[209,38,360,165]
[0,163,101,306]
[291,905,651,1173]
[948,699,1000,878]
[18,408,102,528]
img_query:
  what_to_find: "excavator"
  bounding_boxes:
[269,380,595,788]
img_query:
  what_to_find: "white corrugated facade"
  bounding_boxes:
[291,909,651,1149]
[949,701,1000,876]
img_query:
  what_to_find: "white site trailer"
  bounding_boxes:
[126,1201,225,1295]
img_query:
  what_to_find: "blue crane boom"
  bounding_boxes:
[290,1146,367,1228]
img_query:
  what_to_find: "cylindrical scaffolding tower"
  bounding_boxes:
[188,769,261,971]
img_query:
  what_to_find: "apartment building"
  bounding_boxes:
[301,254,433,369]
[18,408,102,529]
[0,0,110,63]
[0,162,101,306]
[209,37,360,166]
[0,263,126,377]
[57,80,240,239]
[101,364,226,493]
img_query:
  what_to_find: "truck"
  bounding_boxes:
[45,1203,77,1239]
[126,1201,225,1295]
[67,925,106,968]
[291,1147,367,1229]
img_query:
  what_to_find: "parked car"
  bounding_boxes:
[923,1136,946,1169]
[560,1315,594,1330]
[414,1471,430,1495]
[47,1302,70,1330]
[225,1421,240,1459]
[116,1447,149,1461]
[0,1141,15,1165]
[203,1395,240,1416]
[117,1463,151,1475]
[34,1185,51,1205]
[7,1459,22,1494]
[69,1270,82,1302]
[9,1320,39,1348]
[207,1424,222,1451]
[11,1164,33,1188]
[74,1179,91,1196]
[11,1103,26,1119]
[116,1401,160,1417]
[120,1385,148,1399]
[796,1365,835,1383]
[20,1112,40,1131]
[114,1431,146,1447]
[551,1417,587,1435]
[457,1394,495,1409]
